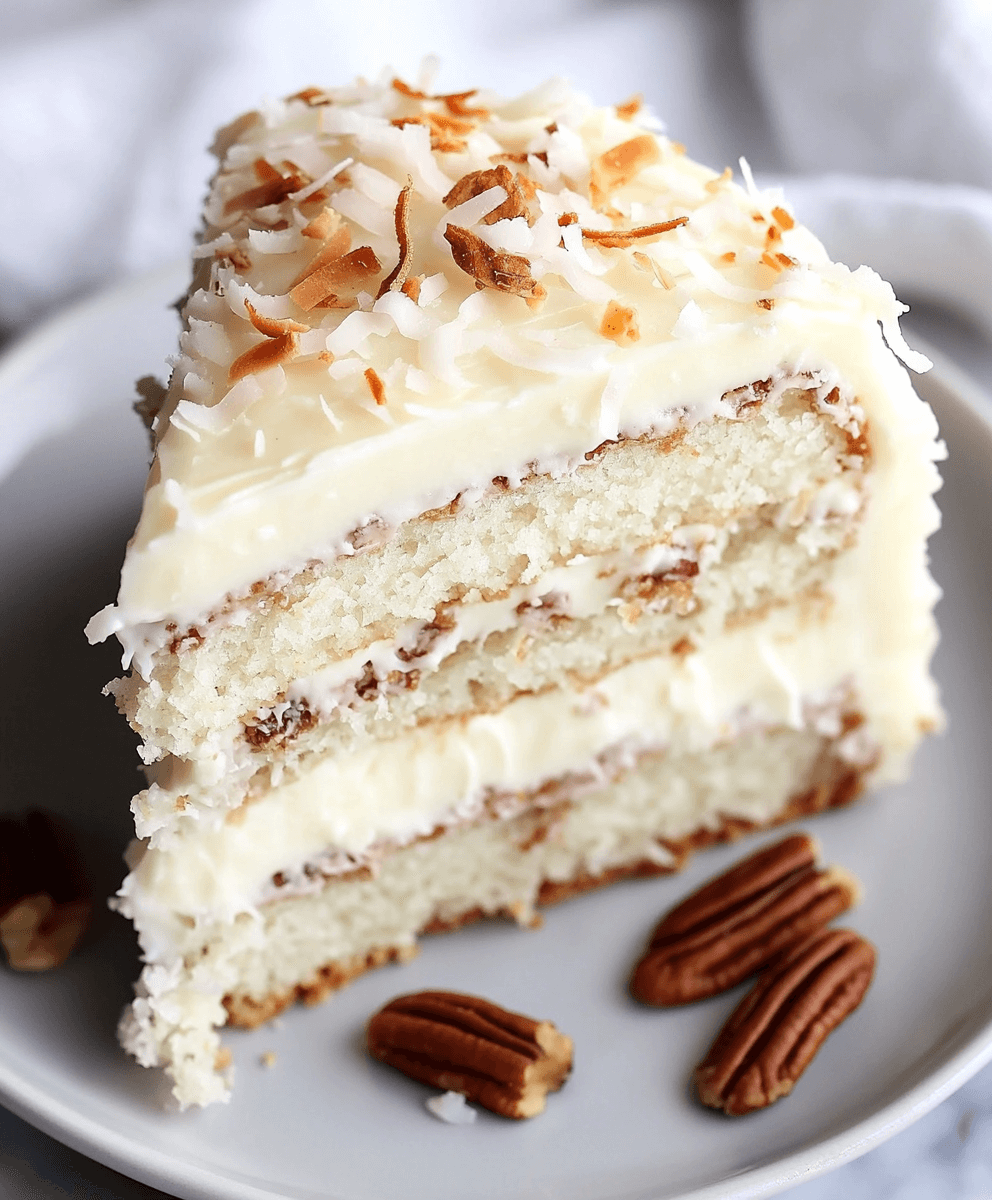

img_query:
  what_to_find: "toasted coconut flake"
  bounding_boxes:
[443,166,529,225]
[318,351,334,363]
[291,246,382,311]
[392,77,489,119]
[704,167,732,194]
[392,77,428,100]
[224,162,311,216]
[254,158,281,183]
[391,112,472,154]
[227,301,307,382]
[765,224,782,246]
[775,252,797,268]
[772,205,795,231]
[492,152,529,164]
[426,111,474,152]
[558,212,579,227]
[599,300,640,346]
[376,180,415,299]
[757,297,776,310]
[443,224,539,297]
[760,251,784,273]
[302,209,340,240]
[287,87,331,106]
[439,90,490,120]
[244,300,307,338]
[229,332,298,382]
[615,94,643,121]
[292,226,352,288]
[401,275,424,302]
[364,367,387,405]
[432,113,475,135]
[581,216,687,248]
[720,251,736,263]
[589,135,660,205]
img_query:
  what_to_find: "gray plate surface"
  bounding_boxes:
[1,265,991,1200]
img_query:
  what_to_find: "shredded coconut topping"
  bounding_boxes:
[86,72,933,650]
[156,73,865,445]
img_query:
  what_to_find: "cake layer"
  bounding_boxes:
[112,373,869,763]
[132,495,861,844]
[119,586,888,946]
[119,717,868,1108]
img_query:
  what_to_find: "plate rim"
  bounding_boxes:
[1,268,990,1200]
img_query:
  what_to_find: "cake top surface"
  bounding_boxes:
[88,70,927,660]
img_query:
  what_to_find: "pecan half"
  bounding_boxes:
[0,811,91,971]
[443,225,539,298]
[443,165,530,225]
[630,834,858,1005]
[695,928,875,1114]
[367,990,573,1118]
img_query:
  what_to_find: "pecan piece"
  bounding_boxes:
[0,811,91,971]
[443,165,530,225]
[367,990,573,1119]
[630,834,858,1005]
[443,225,540,298]
[695,928,876,1114]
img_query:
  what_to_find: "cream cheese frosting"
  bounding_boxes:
[118,599,887,931]
[85,75,929,669]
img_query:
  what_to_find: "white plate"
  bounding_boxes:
[2,266,992,1200]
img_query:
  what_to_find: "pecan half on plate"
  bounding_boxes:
[695,927,876,1114]
[367,990,573,1119]
[0,811,91,971]
[631,834,859,1005]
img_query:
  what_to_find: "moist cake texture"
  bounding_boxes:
[87,70,943,1107]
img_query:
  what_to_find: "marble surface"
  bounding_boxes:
[2,294,991,1200]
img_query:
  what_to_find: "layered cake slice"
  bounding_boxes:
[87,73,943,1107]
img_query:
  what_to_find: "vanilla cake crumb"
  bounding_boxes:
[426,1091,478,1125]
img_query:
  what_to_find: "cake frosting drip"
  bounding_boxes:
[85,75,928,662]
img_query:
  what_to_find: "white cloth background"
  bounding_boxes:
[1,0,990,340]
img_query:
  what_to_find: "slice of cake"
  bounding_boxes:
[87,73,943,1107]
